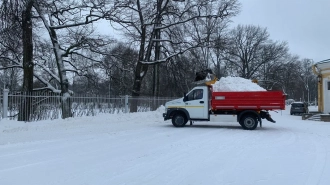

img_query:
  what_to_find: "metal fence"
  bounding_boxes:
[0,90,178,121]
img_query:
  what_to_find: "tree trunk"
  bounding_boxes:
[18,2,34,121]
[130,62,148,112]
[49,28,72,119]
[61,92,72,119]
[130,21,148,112]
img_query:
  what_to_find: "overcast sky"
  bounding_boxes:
[232,0,330,63]
[96,0,329,63]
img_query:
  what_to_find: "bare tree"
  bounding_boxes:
[34,0,111,118]
[0,0,39,121]
[0,26,23,91]
[223,24,288,79]
[297,58,316,103]
[101,43,137,96]
[260,55,317,102]
[108,0,240,112]
[0,0,35,91]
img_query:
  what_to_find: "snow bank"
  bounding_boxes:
[212,76,266,92]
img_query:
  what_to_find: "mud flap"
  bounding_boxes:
[260,111,276,123]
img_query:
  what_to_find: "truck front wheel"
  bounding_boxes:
[172,113,187,127]
[240,114,258,130]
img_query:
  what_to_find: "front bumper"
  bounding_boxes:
[163,108,188,121]
[163,112,170,121]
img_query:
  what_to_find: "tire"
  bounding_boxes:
[239,114,258,130]
[171,113,187,127]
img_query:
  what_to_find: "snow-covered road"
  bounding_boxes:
[1,106,330,185]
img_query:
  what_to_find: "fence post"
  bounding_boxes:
[125,95,129,113]
[2,89,9,119]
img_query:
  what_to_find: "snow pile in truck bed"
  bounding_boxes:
[212,76,266,92]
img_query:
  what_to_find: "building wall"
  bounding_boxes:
[313,60,330,114]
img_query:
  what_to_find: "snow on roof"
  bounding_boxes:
[315,59,330,71]
[212,76,266,92]
[316,58,330,65]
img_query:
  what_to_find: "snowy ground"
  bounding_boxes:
[1,106,330,185]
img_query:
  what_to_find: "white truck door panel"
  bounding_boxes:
[184,87,209,119]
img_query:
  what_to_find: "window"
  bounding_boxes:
[194,89,203,100]
[186,89,203,101]
[291,103,304,107]
[328,81,330,90]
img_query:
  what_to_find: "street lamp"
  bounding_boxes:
[306,83,310,105]
[317,75,322,83]
[300,74,309,105]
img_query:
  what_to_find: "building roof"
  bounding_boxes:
[316,59,330,65]
[315,59,330,71]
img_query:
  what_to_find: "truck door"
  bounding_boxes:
[184,88,208,119]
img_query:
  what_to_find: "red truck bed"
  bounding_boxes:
[211,91,286,111]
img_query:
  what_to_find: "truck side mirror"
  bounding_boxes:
[183,92,187,102]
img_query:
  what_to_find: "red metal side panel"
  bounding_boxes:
[211,91,286,111]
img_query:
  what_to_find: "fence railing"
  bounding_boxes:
[0,89,178,122]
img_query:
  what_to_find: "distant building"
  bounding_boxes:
[313,59,330,114]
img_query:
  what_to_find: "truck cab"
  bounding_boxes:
[163,86,210,126]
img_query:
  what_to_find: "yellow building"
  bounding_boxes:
[313,59,330,113]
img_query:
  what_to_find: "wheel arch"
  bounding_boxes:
[237,110,261,123]
[168,108,191,120]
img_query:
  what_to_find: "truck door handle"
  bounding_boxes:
[200,101,204,104]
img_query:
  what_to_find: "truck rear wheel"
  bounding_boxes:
[240,114,258,130]
[172,113,187,127]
